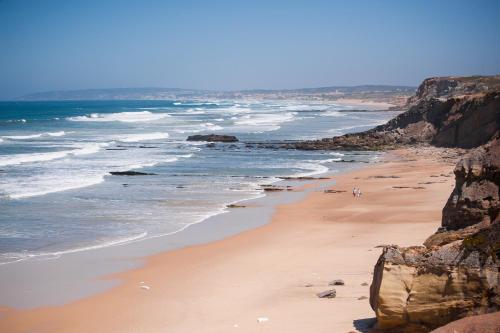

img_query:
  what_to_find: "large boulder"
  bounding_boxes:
[370,222,500,332]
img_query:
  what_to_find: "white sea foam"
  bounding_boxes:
[319,158,342,163]
[0,151,71,167]
[0,143,106,167]
[2,134,43,139]
[47,131,66,137]
[321,111,346,117]
[174,122,224,133]
[199,122,224,131]
[72,143,107,155]
[173,129,194,134]
[115,132,170,142]
[0,231,149,265]
[233,112,296,132]
[1,152,178,200]
[5,119,27,123]
[184,108,207,115]
[292,162,330,178]
[5,119,26,123]
[2,131,67,140]
[67,111,170,122]
[6,173,107,199]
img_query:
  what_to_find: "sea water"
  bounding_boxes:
[0,100,400,265]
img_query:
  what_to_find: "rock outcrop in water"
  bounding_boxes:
[186,134,239,142]
[291,76,500,151]
[369,136,500,332]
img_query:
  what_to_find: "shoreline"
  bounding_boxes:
[0,147,457,332]
[0,144,365,269]
[0,163,347,309]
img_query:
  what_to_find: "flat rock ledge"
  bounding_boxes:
[186,134,238,142]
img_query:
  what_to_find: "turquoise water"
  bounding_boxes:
[0,100,399,264]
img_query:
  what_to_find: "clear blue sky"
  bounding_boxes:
[0,0,499,99]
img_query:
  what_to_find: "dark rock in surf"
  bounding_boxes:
[109,171,156,176]
[187,134,238,142]
[226,204,246,208]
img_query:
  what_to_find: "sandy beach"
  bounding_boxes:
[0,147,457,333]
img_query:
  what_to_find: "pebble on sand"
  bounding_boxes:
[329,279,345,286]
[317,289,336,298]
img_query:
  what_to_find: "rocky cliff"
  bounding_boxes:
[406,75,500,106]
[369,137,500,332]
[441,136,500,230]
[291,76,500,151]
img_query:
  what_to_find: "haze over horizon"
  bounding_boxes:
[1,0,500,99]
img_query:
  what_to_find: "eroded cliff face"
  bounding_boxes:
[442,137,500,230]
[369,137,500,332]
[291,76,500,151]
[432,93,500,148]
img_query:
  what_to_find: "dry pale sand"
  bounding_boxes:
[0,148,457,333]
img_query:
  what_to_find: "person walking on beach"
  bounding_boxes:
[357,188,362,197]
[353,187,357,197]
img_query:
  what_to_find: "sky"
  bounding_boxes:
[0,0,499,99]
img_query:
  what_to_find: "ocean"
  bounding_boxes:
[0,100,399,265]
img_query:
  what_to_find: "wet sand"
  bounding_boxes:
[0,148,457,333]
